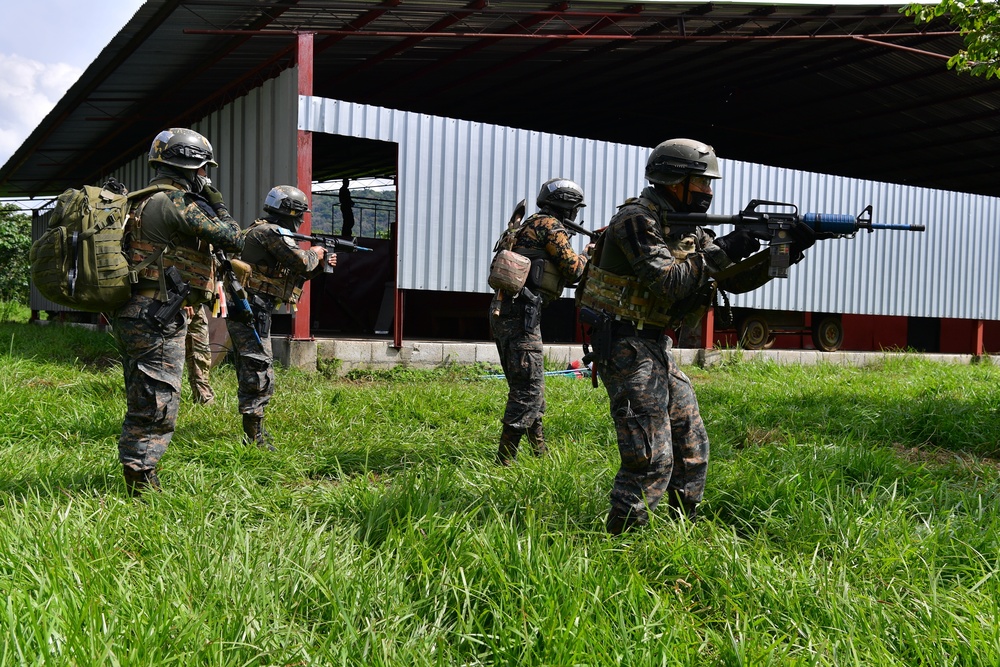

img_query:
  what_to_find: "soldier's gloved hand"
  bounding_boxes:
[714,228,761,263]
[788,221,817,263]
[202,183,228,216]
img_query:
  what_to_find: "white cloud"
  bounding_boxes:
[0,54,83,166]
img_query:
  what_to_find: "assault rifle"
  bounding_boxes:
[664,200,925,278]
[562,218,598,240]
[285,232,373,273]
[216,250,261,345]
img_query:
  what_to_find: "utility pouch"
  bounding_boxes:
[148,265,191,328]
[521,286,542,331]
[488,250,531,294]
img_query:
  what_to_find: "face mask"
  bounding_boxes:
[689,191,713,213]
[193,174,211,194]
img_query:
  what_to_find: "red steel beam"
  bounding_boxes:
[293,32,315,342]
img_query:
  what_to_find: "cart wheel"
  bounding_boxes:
[811,315,844,352]
[739,316,771,350]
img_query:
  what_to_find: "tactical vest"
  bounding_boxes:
[577,263,677,329]
[577,196,712,329]
[239,220,306,303]
[244,266,303,304]
[127,191,217,303]
[513,214,575,301]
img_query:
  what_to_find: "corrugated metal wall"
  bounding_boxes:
[31,71,298,312]
[114,69,299,226]
[302,95,999,322]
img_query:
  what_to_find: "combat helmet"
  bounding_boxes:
[263,185,311,223]
[645,138,721,186]
[536,178,586,221]
[148,128,218,170]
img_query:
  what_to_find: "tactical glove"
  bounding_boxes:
[202,183,229,216]
[787,221,819,264]
[714,228,761,263]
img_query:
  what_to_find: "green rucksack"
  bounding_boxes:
[30,180,170,313]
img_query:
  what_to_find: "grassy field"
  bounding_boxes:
[1,319,999,666]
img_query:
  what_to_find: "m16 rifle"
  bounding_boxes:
[285,232,374,273]
[663,200,925,278]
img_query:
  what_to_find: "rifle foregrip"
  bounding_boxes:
[802,212,858,234]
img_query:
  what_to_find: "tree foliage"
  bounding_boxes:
[904,1,1000,78]
[0,203,32,303]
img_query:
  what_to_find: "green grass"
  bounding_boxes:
[2,321,1000,665]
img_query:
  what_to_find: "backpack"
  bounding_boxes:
[487,198,531,294]
[30,180,171,312]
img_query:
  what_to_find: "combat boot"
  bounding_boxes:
[123,466,161,497]
[495,424,523,466]
[243,414,276,451]
[666,490,698,522]
[526,420,548,456]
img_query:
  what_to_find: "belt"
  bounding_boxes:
[609,319,665,341]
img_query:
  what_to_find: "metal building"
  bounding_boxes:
[6,1,1000,355]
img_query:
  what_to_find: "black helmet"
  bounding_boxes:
[536,178,586,215]
[263,185,311,220]
[148,128,218,170]
[645,138,721,186]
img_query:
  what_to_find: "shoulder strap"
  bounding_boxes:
[125,185,180,289]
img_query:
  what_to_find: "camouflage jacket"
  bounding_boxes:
[512,212,588,301]
[243,218,323,272]
[596,186,771,301]
[130,177,244,298]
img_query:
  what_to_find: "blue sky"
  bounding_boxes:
[0,0,145,168]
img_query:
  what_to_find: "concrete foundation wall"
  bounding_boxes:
[270,336,989,375]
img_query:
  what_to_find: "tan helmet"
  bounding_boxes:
[148,128,218,170]
[645,138,721,186]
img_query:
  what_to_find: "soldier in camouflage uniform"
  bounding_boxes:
[227,185,334,450]
[578,139,819,533]
[185,303,215,404]
[112,128,243,496]
[490,178,592,465]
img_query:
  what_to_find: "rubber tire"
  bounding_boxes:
[811,315,844,352]
[739,316,771,350]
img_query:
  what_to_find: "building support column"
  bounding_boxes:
[292,32,314,341]
[973,319,985,357]
[700,308,715,350]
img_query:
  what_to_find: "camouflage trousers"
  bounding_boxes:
[185,304,214,404]
[489,293,545,431]
[226,317,274,417]
[596,334,709,531]
[110,294,187,473]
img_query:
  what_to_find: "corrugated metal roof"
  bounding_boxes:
[3,0,996,200]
